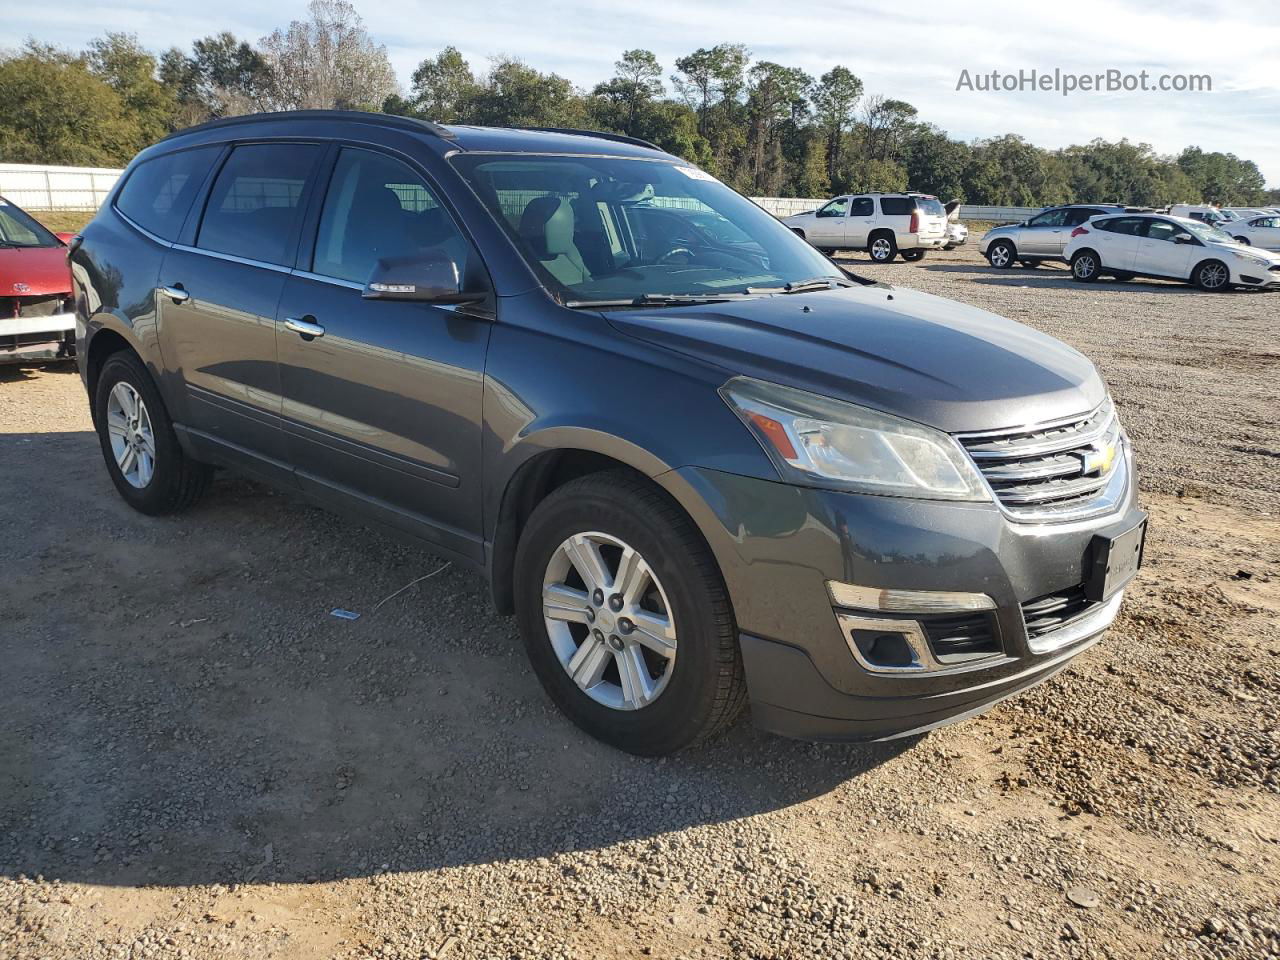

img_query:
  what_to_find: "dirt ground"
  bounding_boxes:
[2,242,1278,960]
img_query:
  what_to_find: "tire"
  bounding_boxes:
[93,350,212,515]
[1070,250,1101,282]
[1193,259,1231,292]
[868,232,897,263]
[514,470,746,755]
[1018,259,1040,268]
[901,249,926,262]
[1234,236,1250,245]
[791,228,807,242]
[986,240,1015,268]
[1112,271,1135,282]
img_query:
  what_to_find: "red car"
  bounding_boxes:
[1,195,76,364]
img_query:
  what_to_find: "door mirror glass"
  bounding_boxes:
[362,253,483,303]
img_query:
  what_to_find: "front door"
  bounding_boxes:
[1133,218,1194,278]
[275,146,491,561]
[808,197,850,247]
[1020,208,1071,255]
[158,142,325,468]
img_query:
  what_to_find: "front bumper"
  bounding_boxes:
[0,312,76,363]
[661,464,1145,741]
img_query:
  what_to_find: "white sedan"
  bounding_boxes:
[1064,213,1280,291]
[1223,214,1280,251]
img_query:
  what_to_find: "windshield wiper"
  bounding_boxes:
[744,276,855,295]
[566,292,756,309]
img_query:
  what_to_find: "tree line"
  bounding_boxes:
[1,0,1273,207]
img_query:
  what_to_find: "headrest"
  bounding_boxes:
[519,195,576,257]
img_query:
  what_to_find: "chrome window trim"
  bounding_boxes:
[169,243,294,274]
[291,269,364,290]
[115,209,175,248]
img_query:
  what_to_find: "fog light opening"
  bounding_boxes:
[850,629,922,670]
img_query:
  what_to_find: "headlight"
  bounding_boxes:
[720,377,990,501]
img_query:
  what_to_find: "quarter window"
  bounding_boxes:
[197,144,322,266]
[313,148,469,285]
[879,197,913,216]
[116,147,220,241]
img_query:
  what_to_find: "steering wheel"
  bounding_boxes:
[656,245,696,265]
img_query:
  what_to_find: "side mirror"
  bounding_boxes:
[1174,233,1193,244]
[362,252,484,304]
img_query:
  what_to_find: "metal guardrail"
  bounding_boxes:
[0,163,123,211]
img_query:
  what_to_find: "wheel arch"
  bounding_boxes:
[84,325,149,424]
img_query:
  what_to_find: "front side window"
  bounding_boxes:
[313,148,469,285]
[1144,220,1180,242]
[1028,209,1069,228]
[816,198,849,218]
[197,143,323,266]
[0,199,59,248]
[450,155,841,302]
[115,147,220,241]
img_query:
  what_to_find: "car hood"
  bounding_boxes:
[0,245,71,296]
[1215,240,1280,262]
[606,284,1105,433]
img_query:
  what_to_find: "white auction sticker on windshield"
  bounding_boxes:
[674,165,718,182]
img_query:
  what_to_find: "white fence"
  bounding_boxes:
[2,163,1041,224]
[0,164,123,211]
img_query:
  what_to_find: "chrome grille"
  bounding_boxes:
[956,400,1124,521]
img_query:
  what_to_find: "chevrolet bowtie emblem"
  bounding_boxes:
[1081,442,1116,475]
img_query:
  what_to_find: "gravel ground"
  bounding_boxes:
[2,241,1278,959]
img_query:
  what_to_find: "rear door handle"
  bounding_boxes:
[284,316,325,339]
[158,284,189,304]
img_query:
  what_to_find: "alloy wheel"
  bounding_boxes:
[989,243,1012,268]
[541,531,677,711]
[870,238,893,261]
[1199,262,1229,289]
[106,382,156,489]
[1074,254,1097,280]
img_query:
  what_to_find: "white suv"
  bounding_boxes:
[783,193,948,263]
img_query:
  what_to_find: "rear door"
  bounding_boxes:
[274,145,492,561]
[1090,216,1146,272]
[1134,218,1194,277]
[157,141,325,472]
[844,196,876,248]
[1019,208,1071,255]
[807,197,849,247]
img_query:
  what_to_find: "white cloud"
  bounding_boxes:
[7,0,1279,184]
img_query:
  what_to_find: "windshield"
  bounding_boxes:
[0,199,60,248]
[1180,219,1235,243]
[450,154,842,303]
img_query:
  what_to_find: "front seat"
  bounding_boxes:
[518,196,591,286]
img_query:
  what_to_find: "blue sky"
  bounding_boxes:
[8,0,1280,185]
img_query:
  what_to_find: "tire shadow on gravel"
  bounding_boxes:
[0,430,919,889]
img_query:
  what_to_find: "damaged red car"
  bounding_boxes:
[1,196,76,364]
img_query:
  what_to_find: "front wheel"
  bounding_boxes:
[1193,259,1231,292]
[900,249,926,262]
[93,350,212,514]
[514,471,747,755]
[1070,250,1101,282]
[986,240,1015,268]
[868,234,897,263]
[1234,236,1250,245]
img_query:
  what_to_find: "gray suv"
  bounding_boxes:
[71,111,1146,755]
[981,204,1137,268]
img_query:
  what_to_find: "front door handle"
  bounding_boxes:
[284,316,325,339]
[158,284,189,304]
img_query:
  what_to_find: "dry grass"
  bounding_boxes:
[29,209,96,234]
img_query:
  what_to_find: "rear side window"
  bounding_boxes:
[313,147,469,285]
[115,147,219,241]
[879,197,913,216]
[197,143,323,266]
[1097,217,1148,236]
[848,197,874,217]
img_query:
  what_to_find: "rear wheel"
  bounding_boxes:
[900,249,926,262]
[987,240,1015,268]
[1070,250,1101,282]
[868,233,897,263]
[514,471,746,755]
[1112,271,1135,281]
[1193,259,1231,292]
[93,350,211,514]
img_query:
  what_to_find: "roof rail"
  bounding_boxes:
[515,127,662,152]
[158,110,457,144]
